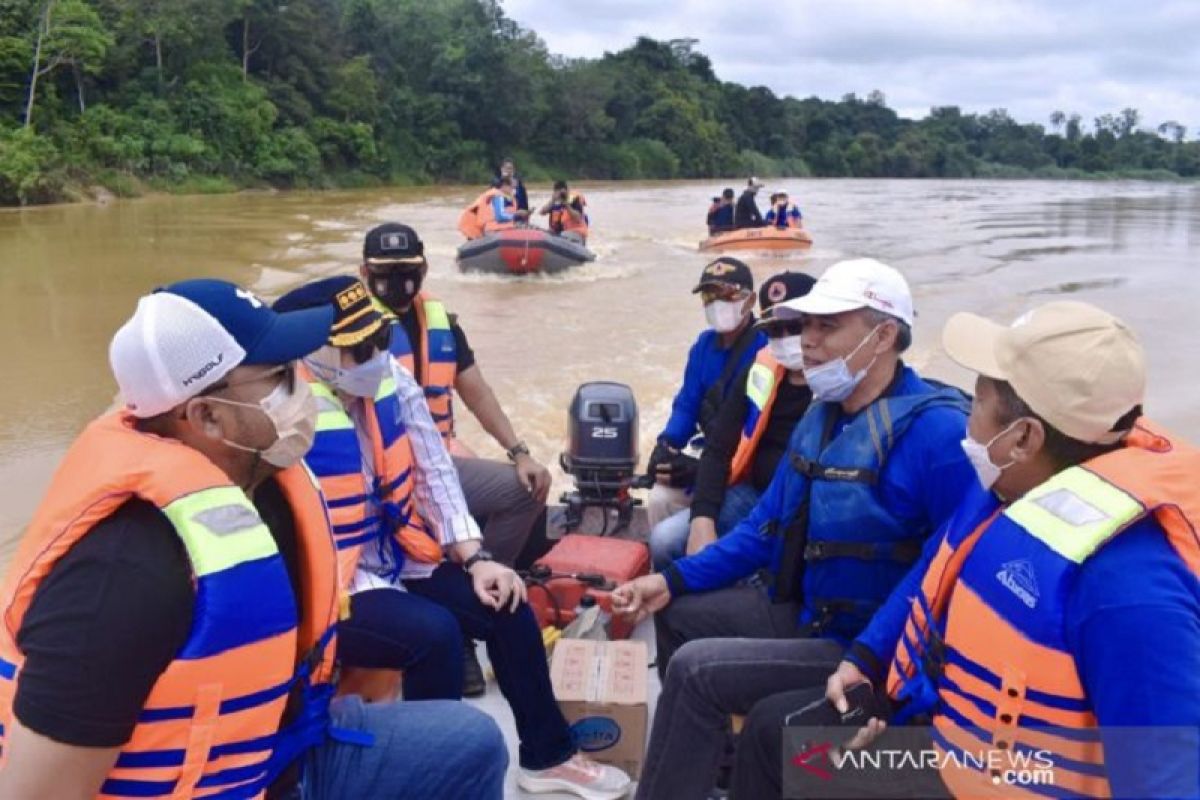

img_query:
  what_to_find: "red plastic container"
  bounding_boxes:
[527,534,650,639]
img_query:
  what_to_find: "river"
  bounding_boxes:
[2,179,1198,564]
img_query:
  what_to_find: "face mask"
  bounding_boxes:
[370,271,422,310]
[324,352,388,398]
[209,376,317,469]
[802,324,881,403]
[768,335,805,371]
[705,299,747,333]
[960,421,1020,491]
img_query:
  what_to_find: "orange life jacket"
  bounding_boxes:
[728,348,787,486]
[457,188,513,239]
[886,418,1200,799]
[0,412,340,799]
[386,291,459,440]
[550,193,589,238]
[304,366,442,587]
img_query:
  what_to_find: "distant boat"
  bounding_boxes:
[699,226,813,252]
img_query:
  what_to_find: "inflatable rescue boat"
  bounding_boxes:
[457,228,596,275]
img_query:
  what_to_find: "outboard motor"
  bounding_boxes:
[559,382,641,533]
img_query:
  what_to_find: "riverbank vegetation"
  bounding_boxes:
[2,0,1198,205]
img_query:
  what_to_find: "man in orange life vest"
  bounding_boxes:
[0,279,508,799]
[648,271,816,569]
[538,179,589,245]
[359,223,551,691]
[734,301,1200,800]
[458,176,527,239]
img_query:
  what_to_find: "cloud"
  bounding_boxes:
[502,0,1200,133]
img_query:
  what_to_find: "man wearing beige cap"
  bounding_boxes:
[733,300,1200,800]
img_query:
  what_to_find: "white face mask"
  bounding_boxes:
[802,324,882,403]
[209,375,318,469]
[768,335,805,371]
[705,299,747,333]
[306,349,389,399]
[960,421,1020,491]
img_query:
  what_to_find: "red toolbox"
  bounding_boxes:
[526,534,650,639]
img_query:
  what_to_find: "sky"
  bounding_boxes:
[502,0,1200,136]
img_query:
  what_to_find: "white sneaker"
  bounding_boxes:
[517,753,633,800]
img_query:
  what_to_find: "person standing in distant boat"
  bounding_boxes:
[734,177,767,229]
[494,157,530,212]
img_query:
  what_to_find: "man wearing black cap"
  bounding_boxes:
[734,177,766,229]
[360,223,551,691]
[648,271,816,570]
[645,257,766,533]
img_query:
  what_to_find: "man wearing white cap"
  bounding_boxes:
[615,259,975,800]
[0,279,508,799]
[734,300,1200,800]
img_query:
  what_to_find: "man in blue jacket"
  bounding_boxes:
[733,301,1200,800]
[614,258,976,800]
[645,258,766,530]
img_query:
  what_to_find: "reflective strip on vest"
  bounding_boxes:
[161,487,279,578]
[1004,467,1143,563]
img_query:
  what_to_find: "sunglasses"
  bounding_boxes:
[348,325,393,365]
[700,287,750,304]
[762,320,805,339]
[365,260,423,276]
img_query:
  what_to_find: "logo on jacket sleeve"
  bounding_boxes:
[996,559,1040,609]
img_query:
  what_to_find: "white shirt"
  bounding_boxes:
[348,360,479,586]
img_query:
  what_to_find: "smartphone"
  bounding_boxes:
[784,682,884,728]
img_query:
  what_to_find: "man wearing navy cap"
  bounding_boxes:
[0,279,508,799]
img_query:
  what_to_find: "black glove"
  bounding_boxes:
[666,452,700,488]
[647,440,675,475]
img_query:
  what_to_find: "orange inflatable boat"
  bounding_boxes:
[699,226,813,252]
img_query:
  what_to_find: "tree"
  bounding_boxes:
[1049,110,1065,133]
[24,0,111,123]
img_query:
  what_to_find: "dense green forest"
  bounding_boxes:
[2,0,1198,205]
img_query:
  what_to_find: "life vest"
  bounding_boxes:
[0,412,340,799]
[550,194,589,238]
[386,292,459,440]
[770,205,801,229]
[767,375,969,641]
[303,369,442,588]
[728,348,787,486]
[458,188,500,240]
[887,419,1200,799]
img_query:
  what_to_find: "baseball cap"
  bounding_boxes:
[747,176,765,189]
[363,222,424,264]
[691,257,754,294]
[274,276,385,347]
[943,301,1145,445]
[788,258,914,326]
[757,271,817,320]
[109,279,334,418]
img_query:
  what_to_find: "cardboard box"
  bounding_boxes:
[550,638,649,778]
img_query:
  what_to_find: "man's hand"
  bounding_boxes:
[467,560,527,613]
[686,517,718,556]
[611,574,671,624]
[514,453,552,504]
[825,660,887,751]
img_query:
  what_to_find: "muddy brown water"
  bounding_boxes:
[2,179,1197,565]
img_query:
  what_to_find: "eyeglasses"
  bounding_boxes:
[700,287,750,304]
[200,363,295,398]
[348,325,392,365]
[762,320,805,339]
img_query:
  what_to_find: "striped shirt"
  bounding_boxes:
[350,361,480,587]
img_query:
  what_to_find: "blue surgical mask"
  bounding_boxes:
[802,324,881,403]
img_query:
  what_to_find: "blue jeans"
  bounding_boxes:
[405,562,576,770]
[336,588,464,700]
[648,482,761,570]
[301,695,507,800]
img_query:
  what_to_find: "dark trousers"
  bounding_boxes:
[733,688,949,800]
[336,588,464,700]
[636,637,844,800]
[654,583,802,679]
[406,562,576,771]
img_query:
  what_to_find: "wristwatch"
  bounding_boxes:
[463,549,495,572]
[506,440,531,462]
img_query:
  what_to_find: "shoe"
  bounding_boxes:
[462,637,486,698]
[516,753,632,800]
